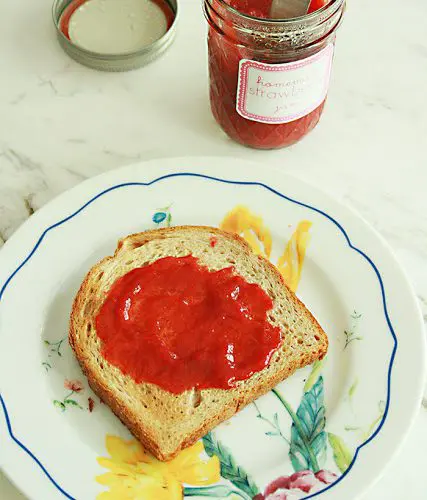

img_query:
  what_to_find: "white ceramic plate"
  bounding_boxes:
[0,158,425,500]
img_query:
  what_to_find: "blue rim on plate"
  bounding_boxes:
[0,172,397,500]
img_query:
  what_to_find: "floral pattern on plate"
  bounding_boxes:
[1,163,410,500]
[94,205,380,499]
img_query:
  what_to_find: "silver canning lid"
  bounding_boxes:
[52,0,178,71]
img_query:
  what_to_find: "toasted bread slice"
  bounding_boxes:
[70,226,327,461]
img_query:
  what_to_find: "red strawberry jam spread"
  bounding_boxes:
[207,0,335,149]
[95,255,281,394]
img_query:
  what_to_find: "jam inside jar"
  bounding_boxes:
[204,0,345,149]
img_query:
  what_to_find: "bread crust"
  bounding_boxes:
[69,226,327,461]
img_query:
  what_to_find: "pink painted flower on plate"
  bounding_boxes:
[288,471,319,493]
[64,379,84,392]
[259,469,339,500]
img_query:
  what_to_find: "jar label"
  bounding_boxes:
[236,44,334,124]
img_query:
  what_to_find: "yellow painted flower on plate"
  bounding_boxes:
[220,205,312,292]
[96,435,220,500]
[276,220,312,293]
[220,205,273,258]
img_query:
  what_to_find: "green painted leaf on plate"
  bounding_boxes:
[363,400,386,440]
[202,433,259,497]
[328,433,353,473]
[53,400,65,411]
[289,376,326,473]
[303,359,325,393]
[348,378,359,400]
[64,399,79,406]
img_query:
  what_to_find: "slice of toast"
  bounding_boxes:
[70,226,327,461]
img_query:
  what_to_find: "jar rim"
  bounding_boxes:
[210,0,344,24]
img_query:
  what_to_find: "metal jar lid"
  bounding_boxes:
[52,0,178,71]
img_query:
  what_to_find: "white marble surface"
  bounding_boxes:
[0,0,426,498]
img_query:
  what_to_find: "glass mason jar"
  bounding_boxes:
[204,0,346,149]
